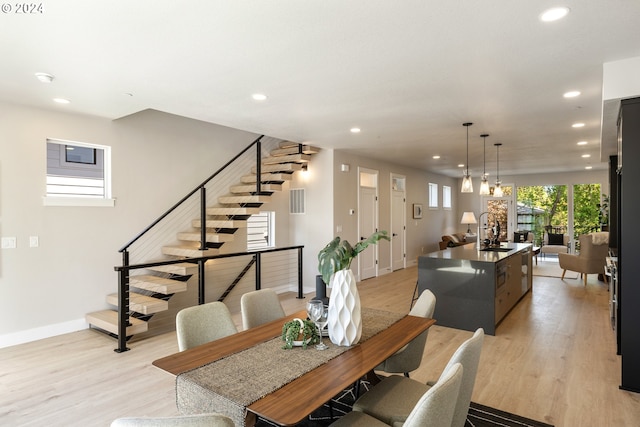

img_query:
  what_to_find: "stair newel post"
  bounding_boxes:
[255,252,261,290]
[255,139,262,195]
[115,250,131,353]
[297,246,304,299]
[199,186,206,251]
[198,259,206,305]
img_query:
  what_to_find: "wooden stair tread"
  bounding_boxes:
[229,184,282,193]
[130,274,189,293]
[177,231,235,243]
[106,293,168,315]
[206,207,260,216]
[262,154,311,164]
[240,173,292,183]
[86,310,148,335]
[191,219,247,228]
[162,245,220,258]
[252,163,302,174]
[218,194,271,204]
[277,142,320,154]
[146,262,199,276]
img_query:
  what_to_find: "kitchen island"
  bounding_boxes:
[418,242,532,335]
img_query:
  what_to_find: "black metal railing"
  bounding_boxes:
[113,245,304,352]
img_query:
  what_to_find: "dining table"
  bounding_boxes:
[152,307,435,426]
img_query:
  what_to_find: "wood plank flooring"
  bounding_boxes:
[1,265,639,426]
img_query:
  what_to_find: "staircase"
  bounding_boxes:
[86,140,319,340]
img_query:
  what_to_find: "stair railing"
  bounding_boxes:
[114,245,304,352]
[114,135,284,353]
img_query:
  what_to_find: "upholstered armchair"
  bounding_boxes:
[540,232,570,258]
[439,233,468,250]
[559,232,609,286]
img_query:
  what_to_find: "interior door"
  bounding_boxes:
[359,169,378,280]
[391,175,406,271]
[481,185,514,242]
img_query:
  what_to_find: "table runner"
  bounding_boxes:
[176,307,404,426]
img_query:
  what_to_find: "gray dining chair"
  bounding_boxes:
[353,328,484,427]
[240,288,286,330]
[375,289,436,377]
[111,413,235,427]
[176,301,238,351]
[329,362,463,427]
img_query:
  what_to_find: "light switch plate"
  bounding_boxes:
[29,236,39,247]
[1,237,17,249]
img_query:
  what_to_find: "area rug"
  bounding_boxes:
[254,383,553,427]
[533,259,578,279]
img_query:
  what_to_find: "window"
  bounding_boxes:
[442,185,452,209]
[45,139,114,207]
[247,211,275,251]
[428,183,438,208]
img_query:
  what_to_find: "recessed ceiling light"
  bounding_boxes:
[582,154,591,158]
[432,155,440,159]
[585,165,593,170]
[252,93,267,101]
[458,163,465,168]
[540,6,570,22]
[572,122,585,128]
[35,72,54,83]
[577,141,588,145]
[563,91,581,98]
[350,127,361,133]
[53,98,70,104]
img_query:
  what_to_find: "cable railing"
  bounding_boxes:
[112,135,292,352]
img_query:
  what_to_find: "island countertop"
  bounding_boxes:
[423,242,532,262]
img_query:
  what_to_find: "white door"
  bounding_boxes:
[359,169,379,280]
[391,175,406,271]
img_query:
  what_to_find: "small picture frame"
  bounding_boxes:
[413,203,423,219]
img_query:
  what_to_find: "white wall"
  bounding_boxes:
[0,103,263,346]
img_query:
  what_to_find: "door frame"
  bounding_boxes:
[357,167,379,281]
[390,173,406,270]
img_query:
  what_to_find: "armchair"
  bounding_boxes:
[540,232,570,258]
[559,232,609,286]
[439,233,468,250]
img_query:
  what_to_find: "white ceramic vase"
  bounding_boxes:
[327,269,362,346]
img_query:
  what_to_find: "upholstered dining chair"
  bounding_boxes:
[240,288,286,330]
[329,363,463,427]
[375,289,436,378]
[176,301,238,351]
[111,413,235,427]
[352,328,484,427]
[559,232,609,286]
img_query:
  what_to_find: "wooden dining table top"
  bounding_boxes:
[152,309,435,426]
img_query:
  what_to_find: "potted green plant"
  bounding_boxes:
[281,318,319,349]
[317,231,390,346]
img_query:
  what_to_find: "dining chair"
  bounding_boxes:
[353,328,484,427]
[375,289,436,377]
[111,413,234,427]
[329,362,463,427]
[240,288,286,330]
[176,301,238,351]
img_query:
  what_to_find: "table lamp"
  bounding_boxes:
[461,211,477,234]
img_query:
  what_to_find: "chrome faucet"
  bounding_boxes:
[477,211,495,249]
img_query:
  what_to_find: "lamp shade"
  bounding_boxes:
[461,211,477,225]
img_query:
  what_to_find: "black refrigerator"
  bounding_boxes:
[618,96,640,393]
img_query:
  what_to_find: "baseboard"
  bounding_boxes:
[407,258,418,267]
[0,318,88,349]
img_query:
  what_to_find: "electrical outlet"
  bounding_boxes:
[1,237,17,249]
[29,236,39,248]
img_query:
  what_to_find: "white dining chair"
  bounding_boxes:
[353,328,484,427]
[176,301,237,351]
[240,288,286,330]
[111,413,234,427]
[329,362,463,427]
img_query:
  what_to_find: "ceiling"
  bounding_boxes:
[2,1,639,178]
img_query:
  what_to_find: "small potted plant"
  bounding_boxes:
[317,231,390,346]
[281,318,319,349]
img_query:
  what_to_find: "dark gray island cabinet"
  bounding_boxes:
[418,243,532,335]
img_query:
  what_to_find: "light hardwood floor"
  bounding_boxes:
[2,263,639,426]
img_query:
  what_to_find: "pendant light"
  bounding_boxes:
[461,122,473,193]
[479,133,490,195]
[493,143,503,197]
